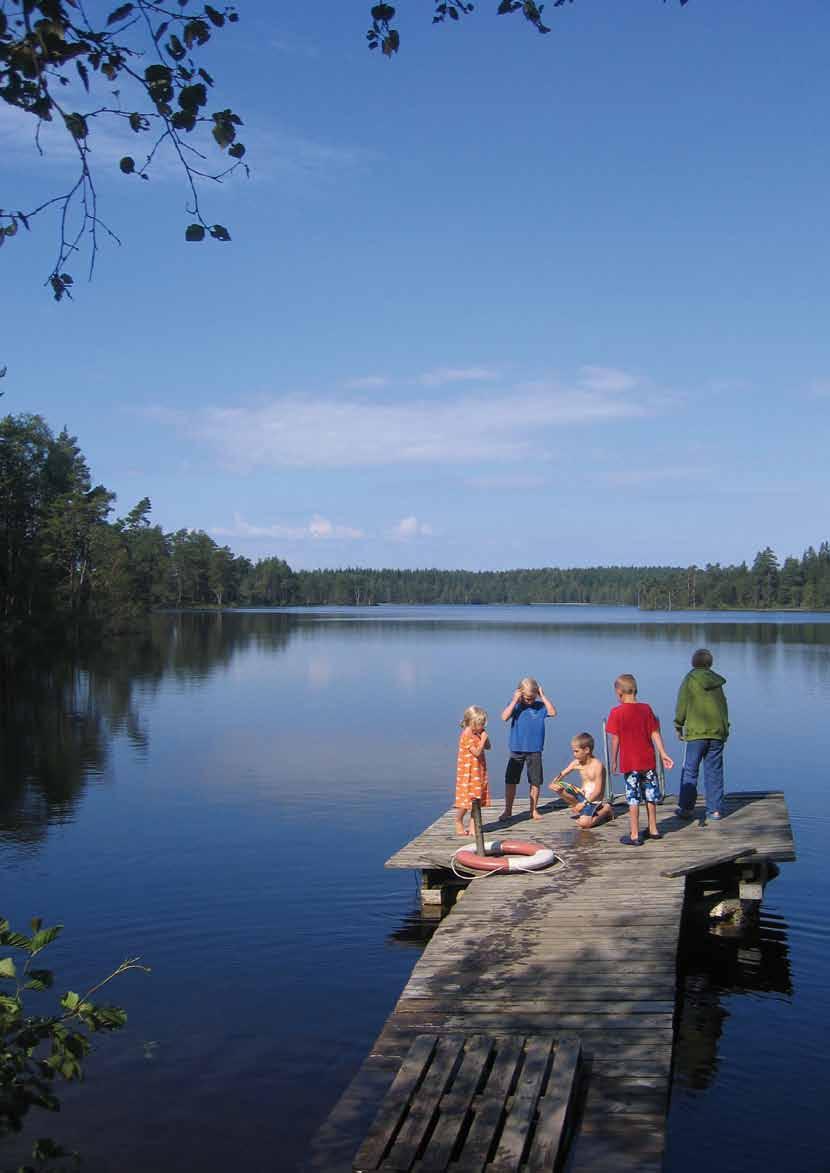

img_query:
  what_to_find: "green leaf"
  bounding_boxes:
[119,156,135,174]
[211,118,235,148]
[209,224,231,241]
[64,113,88,141]
[171,110,197,131]
[30,917,42,934]
[167,34,186,61]
[107,3,135,25]
[0,956,16,978]
[185,224,205,241]
[204,4,224,27]
[1,930,32,949]
[30,926,62,954]
[145,64,174,104]
[178,83,207,111]
[61,991,80,1012]
[32,1139,77,1162]
[227,142,245,159]
[24,968,54,991]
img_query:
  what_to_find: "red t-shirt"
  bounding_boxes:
[606,702,659,772]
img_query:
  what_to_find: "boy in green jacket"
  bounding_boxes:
[674,648,729,821]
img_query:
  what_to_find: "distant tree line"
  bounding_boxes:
[292,548,830,610]
[2,413,829,636]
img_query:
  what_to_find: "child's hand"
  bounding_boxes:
[661,753,674,770]
[549,779,563,792]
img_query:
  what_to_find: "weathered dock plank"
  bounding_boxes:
[310,791,795,1172]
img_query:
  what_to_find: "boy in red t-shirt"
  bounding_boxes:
[606,674,674,847]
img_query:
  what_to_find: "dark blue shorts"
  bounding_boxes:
[505,751,543,789]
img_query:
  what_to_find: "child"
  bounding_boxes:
[499,677,557,823]
[455,706,491,837]
[606,674,674,846]
[674,648,729,821]
[548,732,613,828]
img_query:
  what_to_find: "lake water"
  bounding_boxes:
[2,607,828,1171]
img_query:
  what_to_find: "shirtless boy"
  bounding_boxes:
[549,732,613,828]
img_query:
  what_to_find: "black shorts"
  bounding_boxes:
[505,751,543,789]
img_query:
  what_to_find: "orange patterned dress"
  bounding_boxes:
[455,728,491,810]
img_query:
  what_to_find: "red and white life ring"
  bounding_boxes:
[454,839,556,874]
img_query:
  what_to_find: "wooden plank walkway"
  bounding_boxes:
[310,791,795,1172]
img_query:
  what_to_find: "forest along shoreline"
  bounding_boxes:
[2,412,829,653]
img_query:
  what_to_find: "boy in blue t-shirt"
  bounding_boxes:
[498,677,557,822]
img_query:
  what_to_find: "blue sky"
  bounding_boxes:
[2,0,828,570]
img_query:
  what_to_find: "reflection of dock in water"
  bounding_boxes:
[672,901,792,1095]
[312,791,795,1171]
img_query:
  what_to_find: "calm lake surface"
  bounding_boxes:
[2,606,829,1171]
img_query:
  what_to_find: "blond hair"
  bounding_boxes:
[614,674,637,695]
[461,705,488,729]
[518,677,540,696]
[571,732,595,753]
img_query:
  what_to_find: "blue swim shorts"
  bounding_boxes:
[624,769,659,806]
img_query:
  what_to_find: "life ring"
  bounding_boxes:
[454,839,556,874]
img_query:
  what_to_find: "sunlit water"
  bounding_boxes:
[1,607,828,1171]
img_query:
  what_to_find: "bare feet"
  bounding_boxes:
[497,810,511,822]
[531,809,543,821]
[454,822,468,837]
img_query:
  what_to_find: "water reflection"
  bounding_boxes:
[673,904,792,1092]
[0,612,294,847]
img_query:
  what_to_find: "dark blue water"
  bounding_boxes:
[1,607,828,1171]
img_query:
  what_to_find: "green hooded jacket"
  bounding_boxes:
[674,668,729,741]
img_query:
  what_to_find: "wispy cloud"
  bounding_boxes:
[578,366,639,393]
[271,34,320,58]
[392,516,433,539]
[342,375,391,390]
[605,465,709,488]
[465,473,549,490]
[808,378,830,399]
[213,512,364,541]
[417,367,500,388]
[166,369,653,472]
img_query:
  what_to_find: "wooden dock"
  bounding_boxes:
[311,791,795,1172]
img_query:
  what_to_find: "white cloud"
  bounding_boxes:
[418,367,500,387]
[605,465,709,488]
[808,379,830,399]
[393,516,433,539]
[342,375,391,390]
[578,366,639,393]
[465,473,549,490]
[213,512,364,541]
[169,370,651,472]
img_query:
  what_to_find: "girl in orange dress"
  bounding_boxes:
[455,706,492,836]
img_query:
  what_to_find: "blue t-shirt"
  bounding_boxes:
[509,701,549,753]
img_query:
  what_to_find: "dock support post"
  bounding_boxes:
[471,798,485,857]
[739,857,771,903]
